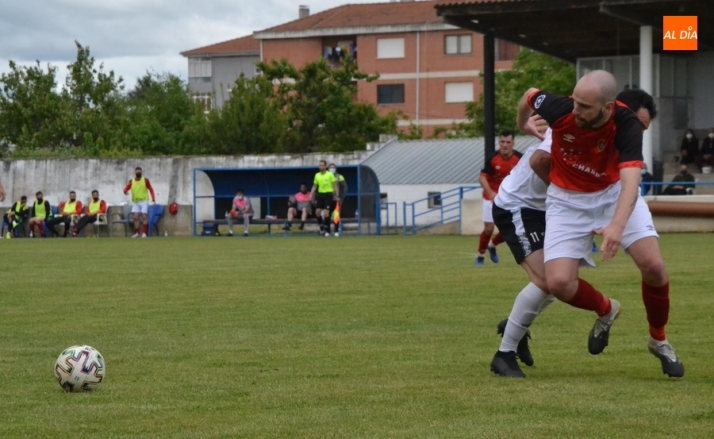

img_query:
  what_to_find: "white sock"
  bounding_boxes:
[488,241,495,249]
[499,283,553,352]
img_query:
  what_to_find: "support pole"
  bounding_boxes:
[640,25,653,171]
[483,32,496,159]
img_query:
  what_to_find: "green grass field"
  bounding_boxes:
[1,234,713,438]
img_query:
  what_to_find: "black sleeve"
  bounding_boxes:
[514,150,524,159]
[30,205,35,217]
[44,201,51,220]
[481,153,496,175]
[528,90,573,125]
[614,107,644,163]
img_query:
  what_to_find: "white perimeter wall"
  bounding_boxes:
[0,152,372,215]
[691,52,714,130]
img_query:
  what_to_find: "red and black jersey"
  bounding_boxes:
[480,150,523,200]
[528,90,643,193]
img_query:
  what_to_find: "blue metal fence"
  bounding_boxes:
[402,186,481,235]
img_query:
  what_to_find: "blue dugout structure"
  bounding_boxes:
[192,165,381,236]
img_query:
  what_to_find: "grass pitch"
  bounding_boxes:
[1,234,713,438]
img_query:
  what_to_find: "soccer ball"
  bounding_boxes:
[54,345,106,392]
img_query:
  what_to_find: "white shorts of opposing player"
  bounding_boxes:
[544,182,658,268]
[132,201,149,214]
[482,199,494,223]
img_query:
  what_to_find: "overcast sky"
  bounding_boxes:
[0,0,380,90]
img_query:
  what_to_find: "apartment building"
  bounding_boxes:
[182,1,519,135]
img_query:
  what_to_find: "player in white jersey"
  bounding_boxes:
[490,90,670,378]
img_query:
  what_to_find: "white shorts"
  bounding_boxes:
[544,183,658,268]
[482,199,494,223]
[132,201,149,214]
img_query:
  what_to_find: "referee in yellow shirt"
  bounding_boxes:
[310,160,340,237]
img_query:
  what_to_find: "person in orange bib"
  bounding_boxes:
[123,167,156,238]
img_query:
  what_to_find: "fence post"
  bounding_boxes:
[402,202,407,235]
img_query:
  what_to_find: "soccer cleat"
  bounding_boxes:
[490,351,526,378]
[227,232,234,237]
[324,232,330,237]
[243,232,249,236]
[497,318,534,367]
[588,299,621,355]
[298,223,305,231]
[141,233,147,238]
[488,246,499,263]
[592,242,599,253]
[334,232,339,237]
[5,232,11,239]
[648,338,685,378]
[282,223,291,231]
[131,233,139,238]
[474,256,485,266]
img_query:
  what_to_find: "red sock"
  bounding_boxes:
[478,232,490,254]
[566,278,611,316]
[143,224,149,235]
[642,280,669,341]
[491,233,505,246]
[135,228,140,234]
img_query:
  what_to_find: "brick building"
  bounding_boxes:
[182,1,520,136]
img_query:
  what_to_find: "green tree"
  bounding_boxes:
[452,50,576,137]
[0,61,63,151]
[260,58,397,152]
[205,74,288,155]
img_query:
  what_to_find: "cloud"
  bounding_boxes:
[0,0,381,89]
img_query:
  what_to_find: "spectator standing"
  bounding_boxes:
[680,129,699,165]
[284,183,312,231]
[311,160,339,237]
[663,165,696,195]
[225,189,253,236]
[123,167,156,238]
[4,196,29,238]
[72,190,108,236]
[28,191,52,237]
[695,128,714,172]
[329,163,348,236]
[46,191,82,237]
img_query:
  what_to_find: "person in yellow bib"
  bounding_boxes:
[310,160,340,237]
[123,167,156,238]
[72,190,108,237]
[4,196,28,238]
[46,191,83,237]
[28,191,52,238]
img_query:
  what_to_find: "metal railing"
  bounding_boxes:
[402,186,481,235]
[380,202,398,235]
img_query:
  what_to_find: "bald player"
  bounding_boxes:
[512,70,683,378]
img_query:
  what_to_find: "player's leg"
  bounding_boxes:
[622,199,684,377]
[324,196,332,236]
[284,208,296,231]
[132,203,141,237]
[315,206,324,234]
[300,207,309,229]
[61,216,71,237]
[477,199,496,265]
[140,203,149,237]
[242,213,250,236]
[225,211,235,236]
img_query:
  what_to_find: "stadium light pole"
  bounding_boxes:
[640,25,653,172]
[483,32,496,159]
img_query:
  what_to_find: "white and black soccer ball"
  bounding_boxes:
[54,345,105,392]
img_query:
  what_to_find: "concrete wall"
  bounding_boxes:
[1,151,374,235]
[691,52,714,130]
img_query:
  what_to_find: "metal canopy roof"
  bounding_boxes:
[362,137,539,185]
[435,0,713,62]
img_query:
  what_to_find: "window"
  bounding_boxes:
[427,192,442,208]
[377,38,405,59]
[445,82,474,103]
[188,58,212,83]
[377,84,405,105]
[445,35,472,55]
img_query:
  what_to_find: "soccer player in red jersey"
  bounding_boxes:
[476,130,522,266]
[513,70,683,377]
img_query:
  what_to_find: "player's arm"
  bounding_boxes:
[75,202,83,215]
[530,150,552,185]
[310,180,318,200]
[479,173,496,200]
[100,201,107,214]
[517,88,544,140]
[123,181,132,194]
[44,201,51,220]
[145,179,156,202]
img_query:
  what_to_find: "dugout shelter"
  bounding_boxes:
[192,165,381,235]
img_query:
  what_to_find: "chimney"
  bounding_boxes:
[299,5,310,19]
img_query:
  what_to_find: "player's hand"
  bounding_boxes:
[523,115,546,141]
[593,224,624,262]
[530,115,549,137]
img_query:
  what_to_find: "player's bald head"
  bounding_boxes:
[575,70,618,105]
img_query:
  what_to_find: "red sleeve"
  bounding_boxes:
[74,202,83,215]
[100,201,107,214]
[123,180,132,194]
[144,178,156,201]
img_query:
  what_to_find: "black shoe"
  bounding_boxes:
[490,351,526,378]
[299,223,305,231]
[497,318,534,367]
[588,299,621,355]
[648,338,685,378]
